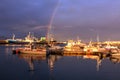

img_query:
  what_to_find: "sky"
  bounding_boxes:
[0,0,120,42]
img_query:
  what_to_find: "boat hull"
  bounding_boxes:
[0,40,8,44]
[8,40,30,44]
[20,49,46,55]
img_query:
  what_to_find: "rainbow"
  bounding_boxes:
[46,0,60,42]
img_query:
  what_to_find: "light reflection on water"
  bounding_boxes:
[1,45,120,80]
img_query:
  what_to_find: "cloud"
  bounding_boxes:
[0,0,57,29]
[0,0,120,41]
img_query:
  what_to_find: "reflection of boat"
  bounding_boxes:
[47,54,62,71]
[18,53,46,71]
[83,55,102,71]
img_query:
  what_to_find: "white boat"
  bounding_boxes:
[83,40,107,53]
[83,41,99,53]
[64,40,85,51]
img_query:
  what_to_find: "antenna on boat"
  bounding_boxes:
[88,38,93,46]
[77,36,80,41]
[97,34,99,43]
[12,33,15,40]
[29,32,31,36]
[96,34,100,47]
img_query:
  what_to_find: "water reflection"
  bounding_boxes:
[3,45,120,80]
[11,47,120,80]
[47,54,62,71]
[17,54,46,71]
[15,53,110,72]
[47,54,62,80]
[63,53,109,71]
[15,53,62,80]
[83,55,102,71]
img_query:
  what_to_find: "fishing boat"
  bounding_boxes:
[83,40,108,54]
[110,49,120,57]
[110,53,120,64]
[7,32,39,44]
[83,41,99,53]
[0,40,8,44]
[48,45,64,54]
[18,53,46,71]
[13,44,47,55]
[64,40,85,51]
[20,48,46,55]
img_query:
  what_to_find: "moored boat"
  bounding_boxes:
[7,32,39,44]
[48,45,63,55]
[0,40,8,44]
[20,48,46,55]
[110,53,120,63]
[63,40,85,51]
[13,44,47,55]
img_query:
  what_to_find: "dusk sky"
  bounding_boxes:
[0,0,120,42]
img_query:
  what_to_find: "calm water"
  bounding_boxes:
[0,45,120,80]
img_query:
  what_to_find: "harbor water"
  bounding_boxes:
[0,45,120,80]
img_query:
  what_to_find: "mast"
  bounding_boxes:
[97,34,99,43]
[12,34,15,40]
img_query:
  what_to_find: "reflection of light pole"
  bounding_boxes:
[47,55,55,80]
[28,57,34,71]
[47,55,55,71]
[97,34,99,43]
[96,58,101,71]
